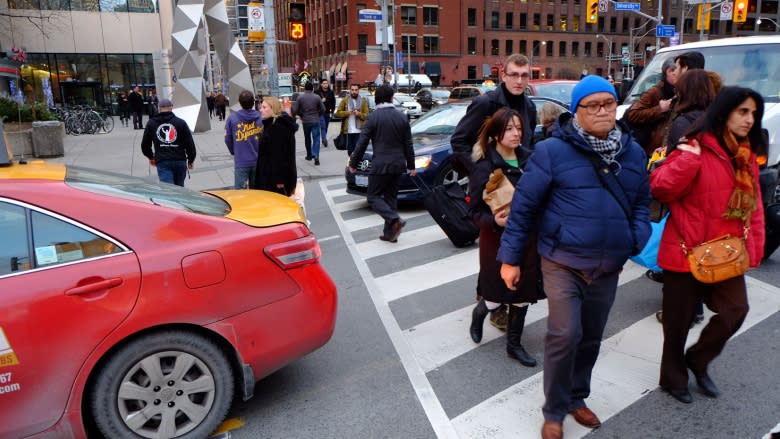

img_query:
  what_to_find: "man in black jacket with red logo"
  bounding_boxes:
[141,98,196,186]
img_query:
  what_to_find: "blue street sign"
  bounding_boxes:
[358,9,382,23]
[655,24,676,37]
[395,52,404,69]
[614,2,641,10]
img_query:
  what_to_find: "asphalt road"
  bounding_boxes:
[223,177,780,439]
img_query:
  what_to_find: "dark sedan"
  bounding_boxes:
[345,97,568,201]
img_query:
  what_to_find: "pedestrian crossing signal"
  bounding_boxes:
[733,1,747,23]
[586,0,599,24]
[290,21,305,40]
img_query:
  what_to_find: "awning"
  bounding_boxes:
[0,60,19,79]
[425,61,441,76]
[328,63,336,74]
[340,62,348,73]
[334,62,343,74]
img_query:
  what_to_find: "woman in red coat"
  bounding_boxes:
[650,86,766,404]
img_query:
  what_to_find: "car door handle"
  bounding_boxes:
[65,277,123,296]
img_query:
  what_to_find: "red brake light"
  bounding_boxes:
[264,235,321,269]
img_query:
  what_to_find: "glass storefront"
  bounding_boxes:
[9,0,157,12]
[17,53,155,112]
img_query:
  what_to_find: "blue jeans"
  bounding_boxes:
[234,166,255,189]
[156,160,188,186]
[319,113,331,144]
[303,122,321,159]
[540,257,619,423]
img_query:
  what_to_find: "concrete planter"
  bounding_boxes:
[6,128,34,158]
[32,121,65,158]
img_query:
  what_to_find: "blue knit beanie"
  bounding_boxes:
[570,75,618,111]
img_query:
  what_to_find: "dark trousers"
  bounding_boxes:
[540,257,619,423]
[132,111,143,129]
[367,173,401,237]
[347,133,360,156]
[302,122,321,159]
[659,271,748,390]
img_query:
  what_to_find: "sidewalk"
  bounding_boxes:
[44,114,348,191]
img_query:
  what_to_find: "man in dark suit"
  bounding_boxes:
[349,84,417,242]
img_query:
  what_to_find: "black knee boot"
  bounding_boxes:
[470,299,489,343]
[506,305,537,367]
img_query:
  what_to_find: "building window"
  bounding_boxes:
[546,14,554,31]
[468,37,477,55]
[546,40,553,56]
[423,6,438,25]
[622,17,629,32]
[506,12,514,29]
[401,6,416,25]
[402,35,417,53]
[597,42,604,57]
[533,13,541,31]
[572,41,579,57]
[468,65,477,79]
[491,39,500,56]
[520,13,527,29]
[506,40,513,55]
[520,40,527,54]
[468,8,477,26]
[358,34,368,53]
[491,11,500,28]
[423,36,439,54]
[573,15,580,31]
[584,41,592,57]
[533,40,542,57]
[357,3,366,19]
[559,41,566,57]
[560,15,568,31]
[610,17,617,32]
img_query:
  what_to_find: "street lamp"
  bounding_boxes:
[757,17,780,32]
[530,41,546,79]
[596,34,614,78]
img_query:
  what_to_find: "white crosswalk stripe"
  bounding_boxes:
[321,178,780,439]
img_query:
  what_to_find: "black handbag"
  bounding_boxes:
[334,133,347,150]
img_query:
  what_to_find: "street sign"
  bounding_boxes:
[655,24,676,37]
[614,2,641,11]
[598,0,608,13]
[720,1,734,20]
[358,9,382,23]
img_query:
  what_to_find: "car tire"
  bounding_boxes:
[90,331,234,439]
[435,161,468,190]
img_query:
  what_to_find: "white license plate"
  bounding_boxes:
[355,175,368,187]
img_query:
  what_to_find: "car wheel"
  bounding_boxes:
[435,162,469,190]
[90,331,234,439]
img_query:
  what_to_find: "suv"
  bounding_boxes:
[448,84,496,103]
[619,36,780,204]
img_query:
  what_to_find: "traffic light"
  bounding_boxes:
[288,2,305,40]
[733,1,747,23]
[586,0,599,25]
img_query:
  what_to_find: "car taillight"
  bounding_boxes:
[264,235,321,269]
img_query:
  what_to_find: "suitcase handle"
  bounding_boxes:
[409,173,432,194]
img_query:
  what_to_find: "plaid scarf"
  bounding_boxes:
[723,132,757,221]
[573,117,624,172]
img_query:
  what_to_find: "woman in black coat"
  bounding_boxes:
[468,107,544,367]
[253,96,299,195]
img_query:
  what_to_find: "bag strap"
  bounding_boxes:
[583,153,633,221]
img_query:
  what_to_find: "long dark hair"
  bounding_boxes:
[476,107,524,157]
[674,69,715,114]
[685,86,766,154]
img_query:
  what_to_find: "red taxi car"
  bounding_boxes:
[0,152,337,439]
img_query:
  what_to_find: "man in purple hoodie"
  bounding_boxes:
[225,90,263,188]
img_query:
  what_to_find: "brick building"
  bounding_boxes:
[273,0,778,91]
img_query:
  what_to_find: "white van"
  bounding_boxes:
[619,36,780,201]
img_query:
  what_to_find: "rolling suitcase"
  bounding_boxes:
[413,177,479,247]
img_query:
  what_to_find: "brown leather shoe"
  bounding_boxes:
[541,421,563,439]
[570,406,601,428]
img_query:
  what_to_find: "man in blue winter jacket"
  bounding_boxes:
[498,75,651,439]
[225,90,263,188]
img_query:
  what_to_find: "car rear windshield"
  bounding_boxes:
[65,166,230,216]
[625,42,780,105]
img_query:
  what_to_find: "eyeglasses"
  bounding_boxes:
[504,72,530,80]
[578,99,617,115]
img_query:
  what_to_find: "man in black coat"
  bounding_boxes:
[450,54,538,175]
[315,79,336,148]
[349,85,416,242]
[128,86,146,129]
[141,98,196,187]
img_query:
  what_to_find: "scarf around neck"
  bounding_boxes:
[722,131,757,221]
[573,117,623,172]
